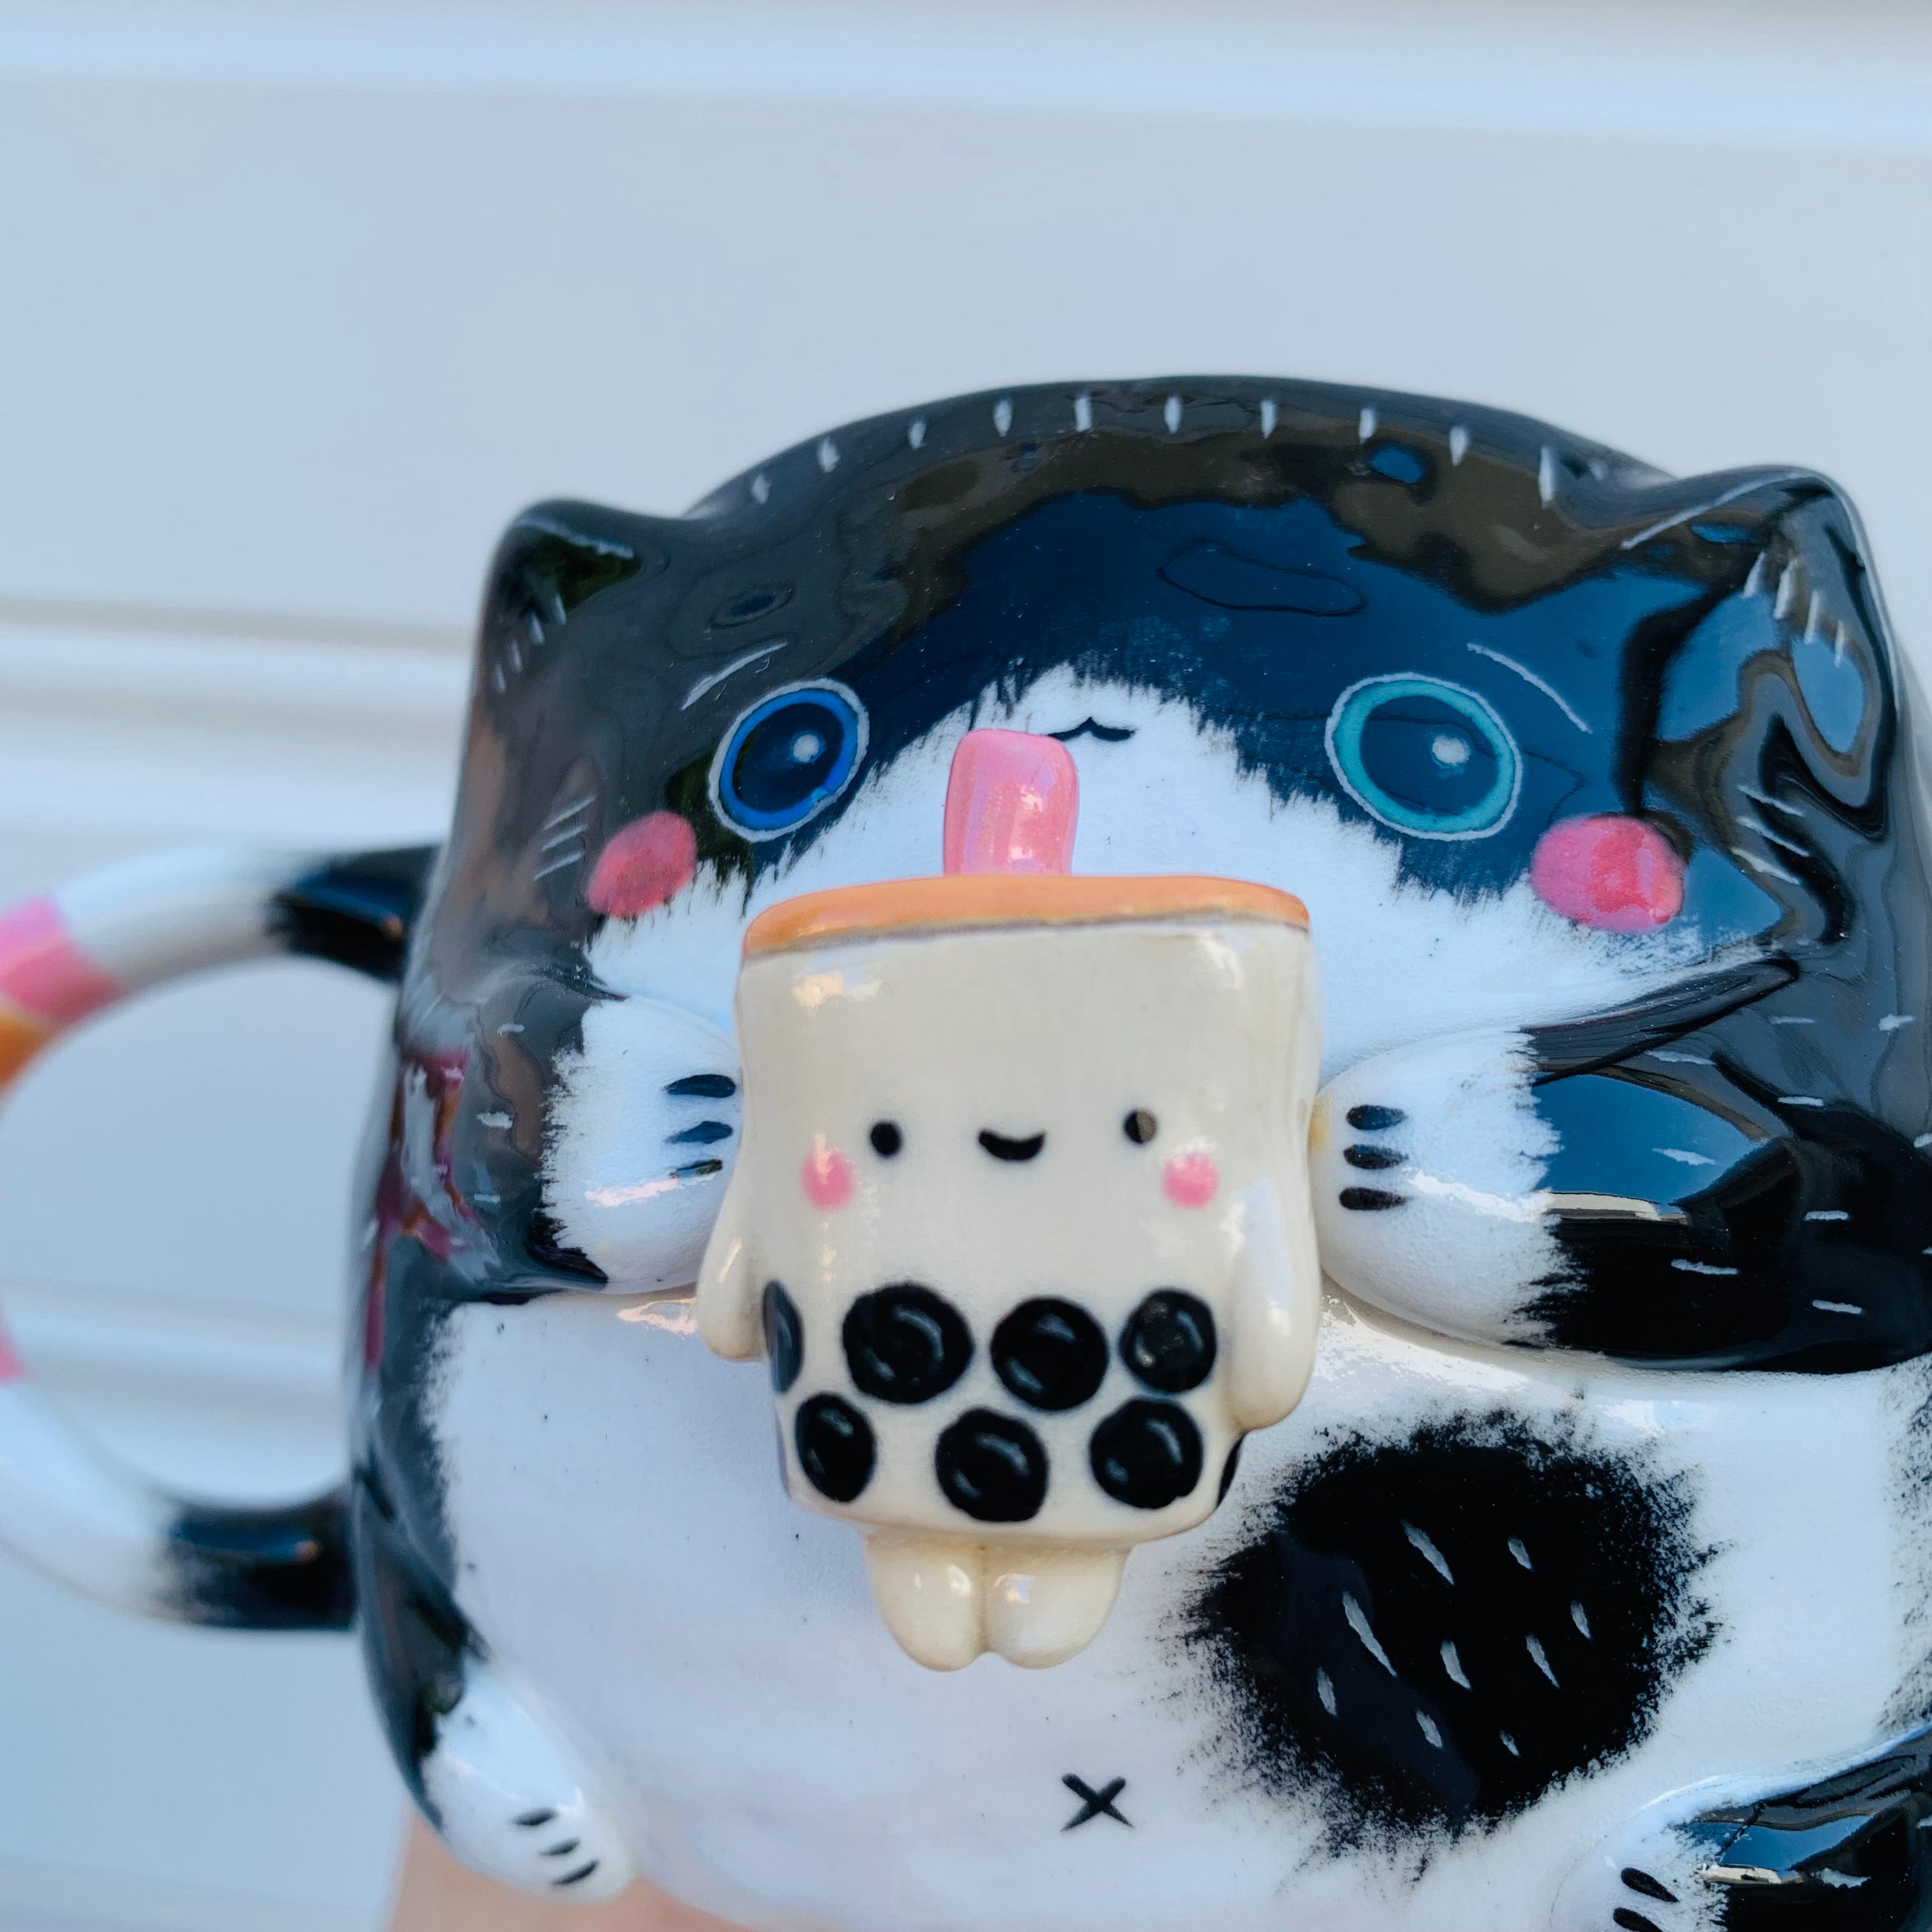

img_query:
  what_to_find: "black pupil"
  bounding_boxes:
[870,1121,903,1157]
[1359,696,1498,817]
[1125,1110,1156,1144]
[731,700,845,817]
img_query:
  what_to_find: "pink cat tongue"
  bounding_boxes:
[943,730,1079,875]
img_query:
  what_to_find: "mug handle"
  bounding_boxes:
[0,842,436,1630]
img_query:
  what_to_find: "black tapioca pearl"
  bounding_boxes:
[992,1298,1108,1411]
[869,1121,903,1158]
[1091,1400,1203,1510]
[1347,1104,1406,1131]
[1120,1290,1216,1393]
[793,1393,875,1503]
[762,1281,802,1393]
[1123,1109,1156,1144]
[843,1284,971,1404]
[935,1409,1048,1522]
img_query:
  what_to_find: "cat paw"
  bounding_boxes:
[1556,1733,1932,1932]
[1311,1029,1560,1347]
[418,1662,635,1901]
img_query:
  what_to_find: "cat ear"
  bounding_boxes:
[482,500,673,661]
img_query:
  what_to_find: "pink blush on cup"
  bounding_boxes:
[802,1138,855,1210]
[1162,1151,1219,1209]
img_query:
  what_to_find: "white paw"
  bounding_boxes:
[1312,1028,1561,1347]
[1552,1784,1735,1932]
[419,1662,636,1902]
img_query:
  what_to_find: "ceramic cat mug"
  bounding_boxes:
[0,378,1927,1932]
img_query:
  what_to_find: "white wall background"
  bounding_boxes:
[0,3,1924,1926]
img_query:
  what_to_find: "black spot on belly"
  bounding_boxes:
[1183,1413,1715,1848]
[993,1298,1107,1410]
[1121,1291,1216,1393]
[936,1409,1048,1521]
[1091,1400,1204,1508]
[762,1282,802,1393]
[793,1394,875,1503]
[843,1284,971,1404]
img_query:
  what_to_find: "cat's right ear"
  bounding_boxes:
[479,500,675,670]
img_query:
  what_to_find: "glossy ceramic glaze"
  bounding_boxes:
[0,378,1928,1929]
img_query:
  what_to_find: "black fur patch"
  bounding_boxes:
[1183,1413,1715,1851]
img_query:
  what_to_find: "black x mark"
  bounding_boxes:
[1062,1774,1130,1830]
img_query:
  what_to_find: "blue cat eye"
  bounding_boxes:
[1325,675,1521,839]
[710,680,868,839]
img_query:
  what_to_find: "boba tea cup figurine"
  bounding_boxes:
[697,843,1323,1669]
[0,377,1927,1930]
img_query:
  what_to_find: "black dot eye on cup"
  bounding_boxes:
[935,1409,1048,1522]
[1124,1109,1157,1145]
[1121,1290,1217,1393]
[1091,1399,1203,1510]
[842,1284,972,1404]
[992,1298,1108,1411]
[793,1393,875,1503]
[869,1121,903,1158]
[762,1281,802,1393]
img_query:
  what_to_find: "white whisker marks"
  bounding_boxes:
[490,664,507,693]
[1441,1640,1471,1689]
[1770,1016,1814,1026]
[1805,591,1824,643]
[1316,1667,1337,1717]
[1526,1634,1558,1685]
[1508,1537,1532,1570]
[533,850,584,882]
[1404,1521,1454,1584]
[1814,1299,1864,1315]
[1570,1602,1591,1639]
[1501,1731,1521,1757]
[496,1022,525,1035]
[1836,621,1850,666]
[1779,1095,1825,1107]
[1657,1147,1715,1167]
[543,795,594,831]
[1448,424,1469,465]
[507,639,523,673]
[1466,641,1590,732]
[1743,553,1767,597]
[1741,783,1805,819]
[1673,1259,1740,1276]
[539,825,587,853]
[1416,1710,1444,1749]
[1774,564,1798,620]
[1733,846,1802,884]
[1649,1049,1712,1065]
[1342,1593,1395,1674]
[1804,1209,1850,1222]
[1737,814,1807,855]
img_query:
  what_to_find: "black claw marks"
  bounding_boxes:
[1091,1400,1204,1508]
[1121,1291,1217,1393]
[1620,1868,1676,1904]
[1347,1104,1407,1131]
[795,1393,876,1502]
[1611,1912,1662,1932]
[844,1284,971,1403]
[993,1298,1108,1410]
[763,1282,802,1393]
[936,1409,1048,1521]
[1339,1186,1406,1212]
[1342,1144,1403,1171]
[1183,1414,1715,1846]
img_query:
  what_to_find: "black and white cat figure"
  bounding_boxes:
[0,378,1925,1931]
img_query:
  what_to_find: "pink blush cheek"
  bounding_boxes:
[1530,815,1685,933]
[1163,1152,1220,1209]
[586,812,698,917]
[801,1140,855,1210]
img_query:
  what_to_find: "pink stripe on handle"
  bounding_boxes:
[943,730,1079,875]
[0,896,123,1027]
[0,1318,22,1383]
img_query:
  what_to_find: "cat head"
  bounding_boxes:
[389,377,1921,1302]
